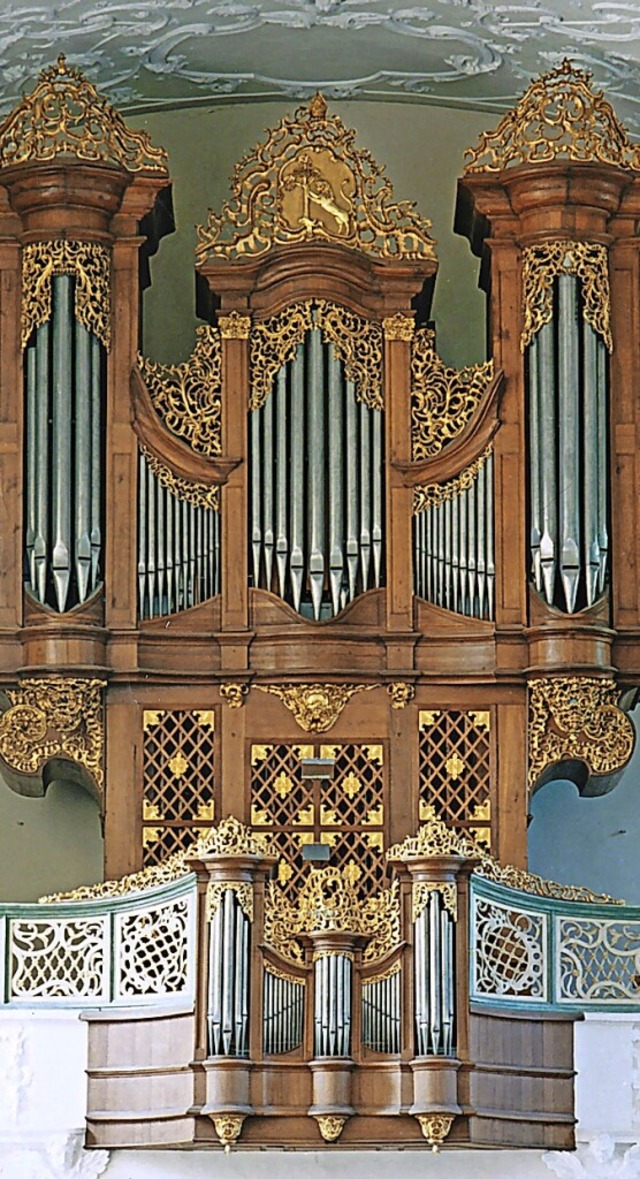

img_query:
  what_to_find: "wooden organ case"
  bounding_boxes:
[1,57,640,1151]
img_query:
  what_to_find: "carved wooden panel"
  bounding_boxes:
[418,709,492,848]
[142,709,216,866]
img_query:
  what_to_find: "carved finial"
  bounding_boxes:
[56,53,67,74]
[309,92,328,120]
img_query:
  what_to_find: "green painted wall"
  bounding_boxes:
[0,778,103,902]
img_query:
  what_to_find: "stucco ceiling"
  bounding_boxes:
[3,1,640,131]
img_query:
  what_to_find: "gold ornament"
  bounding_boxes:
[0,54,168,173]
[314,1116,347,1143]
[196,94,435,264]
[212,1115,245,1152]
[383,313,415,342]
[141,447,219,512]
[464,59,640,174]
[264,867,400,964]
[190,814,277,858]
[529,677,634,793]
[413,447,492,515]
[0,677,104,798]
[220,683,249,709]
[521,240,612,352]
[138,325,222,458]
[22,240,111,350]
[218,312,251,339]
[411,328,494,461]
[206,881,254,923]
[417,1113,454,1152]
[249,301,383,412]
[255,683,374,732]
[387,682,415,709]
[387,815,622,905]
[412,881,457,923]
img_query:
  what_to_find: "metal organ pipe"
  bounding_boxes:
[208,889,250,1058]
[262,969,304,1056]
[313,953,352,1057]
[413,891,456,1057]
[249,331,384,620]
[361,969,401,1054]
[24,275,105,612]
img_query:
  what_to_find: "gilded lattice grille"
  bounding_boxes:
[142,709,215,867]
[418,710,492,848]
[251,742,386,896]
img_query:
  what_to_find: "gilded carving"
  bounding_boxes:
[365,960,401,987]
[206,881,254,923]
[138,325,222,458]
[0,677,104,798]
[314,1115,347,1143]
[212,1114,245,1153]
[190,814,277,858]
[249,301,383,412]
[411,328,494,461]
[529,677,635,793]
[417,1113,455,1152]
[388,682,415,709]
[255,683,375,732]
[413,447,492,515]
[22,240,111,350]
[220,683,249,709]
[141,447,219,512]
[264,867,400,964]
[218,312,251,339]
[0,54,168,173]
[464,59,640,174]
[412,881,457,923]
[521,241,612,352]
[383,313,415,342]
[196,93,435,264]
[387,815,622,905]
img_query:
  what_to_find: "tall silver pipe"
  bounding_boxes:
[181,499,190,607]
[458,492,468,614]
[235,910,248,1057]
[441,910,455,1057]
[250,410,262,588]
[173,494,182,609]
[262,377,275,592]
[596,336,608,595]
[74,321,92,604]
[137,453,147,617]
[528,334,543,593]
[558,274,581,613]
[308,327,325,619]
[25,345,37,593]
[415,909,426,1056]
[436,501,445,607]
[314,957,323,1056]
[476,462,487,618]
[329,954,338,1056]
[451,494,460,612]
[165,481,175,612]
[221,889,236,1056]
[290,343,305,611]
[146,460,157,612]
[486,453,495,620]
[51,275,73,612]
[467,479,477,616]
[89,334,102,592]
[345,378,359,601]
[34,323,50,604]
[209,904,223,1055]
[443,497,452,610]
[538,318,557,607]
[156,479,166,610]
[428,892,442,1054]
[328,352,344,614]
[359,400,372,592]
[582,321,600,606]
[275,367,289,598]
[371,407,383,588]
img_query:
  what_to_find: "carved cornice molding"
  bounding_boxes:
[528,676,635,795]
[22,240,111,350]
[0,677,104,800]
[465,59,640,174]
[196,93,436,265]
[255,682,375,732]
[0,53,167,173]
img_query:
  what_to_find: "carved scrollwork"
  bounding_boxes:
[417,1113,455,1151]
[411,328,494,461]
[464,59,640,174]
[250,303,313,410]
[383,313,415,342]
[137,325,222,458]
[314,1115,347,1143]
[218,312,251,339]
[141,446,219,512]
[412,881,457,923]
[528,676,635,794]
[190,814,277,858]
[0,54,168,173]
[521,241,612,352]
[212,1114,245,1152]
[413,446,492,515]
[196,92,436,264]
[255,682,375,732]
[206,881,254,923]
[22,240,111,350]
[0,677,104,799]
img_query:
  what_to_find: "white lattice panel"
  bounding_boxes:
[472,894,547,1002]
[8,915,109,1002]
[556,916,640,1004]
[114,891,195,1001]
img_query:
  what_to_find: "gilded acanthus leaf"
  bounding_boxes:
[196,94,435,264]
[0,54,168,173]
[528,677,635,795]
[521,241,612,352]
[464,59,640,174]
[0,677,104,799]
[138,325,222,459]
[22,240,111,350]
[411,328,493,461]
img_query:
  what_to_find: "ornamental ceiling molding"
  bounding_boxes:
[0,53,167,173]
[465,58,640,173]
[255,682,375,732]
[528,676,635,795]
[195,93,436,264]
[0,677,104,800]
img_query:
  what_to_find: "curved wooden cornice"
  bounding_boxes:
[394,367,504,487]
[130,366,240,485]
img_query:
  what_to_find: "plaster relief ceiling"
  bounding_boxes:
[3,1,640,130]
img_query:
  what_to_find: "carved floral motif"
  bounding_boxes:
[0,677,104,798]
[411,328,494,461]
[255,682,375,732]
[141,447,219,512]
[528,677,635,795]
[137,325,222,458]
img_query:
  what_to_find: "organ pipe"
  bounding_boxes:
[263,969,304,1055]
[414,890,455,1057]
[208,889,250,1058]
[361,969,401,1054]
[313,953,352,1057]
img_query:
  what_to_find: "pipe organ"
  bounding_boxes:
[1,55,640,1151]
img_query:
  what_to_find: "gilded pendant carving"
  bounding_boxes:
[220,683,249,709]
[255,683,374,732]
[464,59,640,174]
[141,447,219,512]
[521,241,612,352]
[314,1115,347,1143]
[417,1113,454,1151]
[0,54,168,173]
[212,1115,245,1152]
[196,93,435,264]
[0,677,104,799]
[411,329,494,461]
[138,325,222,458]
[412,881,457,923]
[206,881,254,923]
[387,682,415,709]
[264,868,400,965]
[22,240,111,350]
[383,313,415,342]
[218,312,251,339]
[528,676,634,794]
[413,447,492,515]
[250,303,314,411]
